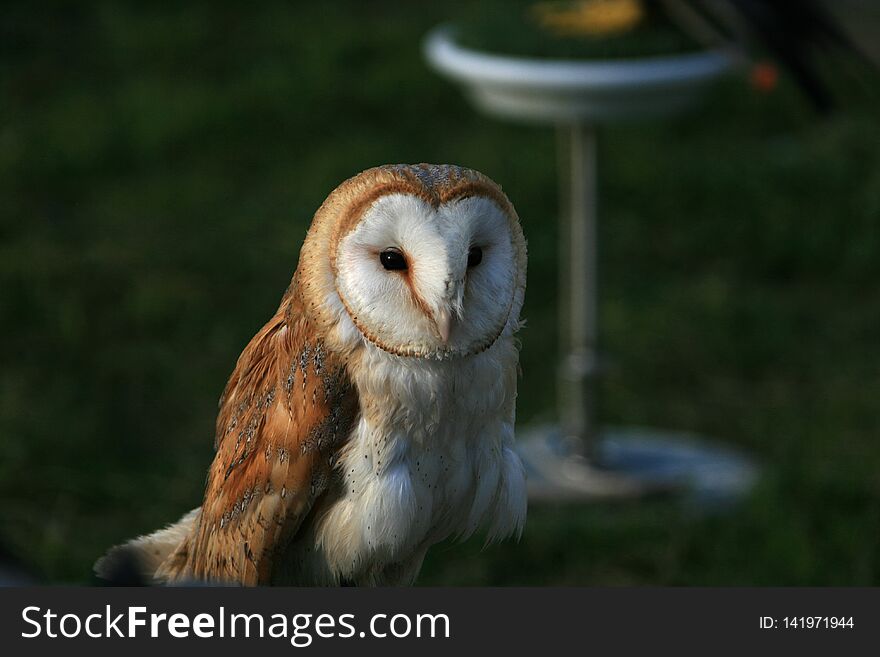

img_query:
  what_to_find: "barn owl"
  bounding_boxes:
[96,164,528,586]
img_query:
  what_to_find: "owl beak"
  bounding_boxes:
[433,307,453,345]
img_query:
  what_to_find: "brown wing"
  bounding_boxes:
[159,282,358,585]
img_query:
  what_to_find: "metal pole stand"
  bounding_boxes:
[518,122,757,504]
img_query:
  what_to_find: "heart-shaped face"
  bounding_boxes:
[334,191,521,359]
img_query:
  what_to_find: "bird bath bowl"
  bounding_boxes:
[425,25,754,506]
[424,26,735,123]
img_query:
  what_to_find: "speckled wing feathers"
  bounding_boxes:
[157,281,358,585]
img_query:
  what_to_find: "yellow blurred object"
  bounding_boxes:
[532,0,645,37]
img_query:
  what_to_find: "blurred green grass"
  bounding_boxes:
[1,1,879,585]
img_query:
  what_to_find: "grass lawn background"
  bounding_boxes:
[2,0,879,584]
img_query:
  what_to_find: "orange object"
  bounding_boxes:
[750,61,779,93]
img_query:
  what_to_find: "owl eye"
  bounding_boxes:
[379,248,407,271]
[467,246,483,268]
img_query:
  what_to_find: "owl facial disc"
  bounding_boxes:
[334,192,519,359]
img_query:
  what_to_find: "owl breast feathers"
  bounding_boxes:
[96,164,528,586]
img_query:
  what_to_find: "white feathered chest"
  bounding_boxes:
[276,337,527,585]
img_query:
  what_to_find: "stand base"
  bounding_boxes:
[518,425,758,507]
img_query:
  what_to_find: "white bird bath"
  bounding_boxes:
[425,26,756,503]
[424,26,733,123]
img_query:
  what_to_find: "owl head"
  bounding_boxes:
[297,164,527,359]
